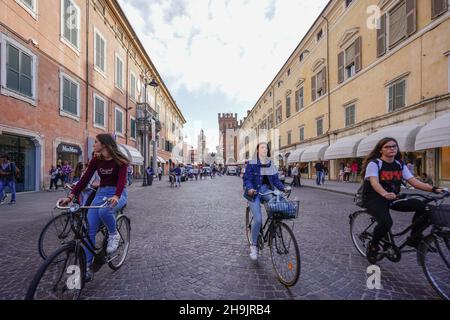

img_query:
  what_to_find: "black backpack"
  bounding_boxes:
[354,159,383,208]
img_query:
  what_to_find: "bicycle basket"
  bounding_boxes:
[430,204,450,228]
[265,199,299,220]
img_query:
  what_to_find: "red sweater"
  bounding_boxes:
[72,158,127,198]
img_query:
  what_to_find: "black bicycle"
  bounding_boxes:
[349,191,450,300]
[26,198,131,300]
[245,187,301,287]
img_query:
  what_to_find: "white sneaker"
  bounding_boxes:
[106,233,121,254]
[249,246,258,261]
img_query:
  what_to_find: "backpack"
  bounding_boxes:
[354,159,383,208]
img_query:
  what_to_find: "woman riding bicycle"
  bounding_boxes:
[361,137,442,263]
[59,133,129,280]
[243,142,287,261]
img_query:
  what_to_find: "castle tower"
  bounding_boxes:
[218,113,239,164]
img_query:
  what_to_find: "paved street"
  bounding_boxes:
[0,176,442,300]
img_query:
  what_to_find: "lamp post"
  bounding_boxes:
[148,79,159,174]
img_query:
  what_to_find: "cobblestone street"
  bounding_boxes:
[0,176,442,300]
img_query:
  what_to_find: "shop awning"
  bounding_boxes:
[324,135,365,160]
[157,156,167,163]
[415,113,450,150]
[300,144,329,163]
[118,144,144,165]
[287,148,306,164]
[356,124,423,157]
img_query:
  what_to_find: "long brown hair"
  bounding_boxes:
[96,134,129,166]
[361,137,402,177]
[74,162,84,177]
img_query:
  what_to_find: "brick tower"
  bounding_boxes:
[218,113,239,164]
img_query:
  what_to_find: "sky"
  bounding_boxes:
[118,0,329,151]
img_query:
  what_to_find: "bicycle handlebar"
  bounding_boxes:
[397,190,450,203]
[55,197,110,211]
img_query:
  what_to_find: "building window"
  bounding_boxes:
[311,67,327,101]
[287,69,291,77]
[93,94,106,129]
[17,0,37,16]
[94,29,106,74]
[268,113,274,129]
[299,126,305,142]
[317,29,323,42]
[115,106,124,135]
[115,54,124,90]
[345,0,354,8]
[130,72,137,101]
[388,79,406,112]
[3,40,36,100]
[60,73,80,118]
[299,52,305,62]
[316,118,324,136]
[130,117,136,139]
[295,87,304,111]
[61,0,80,51]
[338,37,362,84]
[287,131,292,145]
[377,1,417,57]
[431,0,449,19]
[276,106,282,125]
[286,96,291,118]
[345,104,356,127]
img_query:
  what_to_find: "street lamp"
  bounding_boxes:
[149,79,159,175]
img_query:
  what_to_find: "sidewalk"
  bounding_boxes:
[286,177,359,196]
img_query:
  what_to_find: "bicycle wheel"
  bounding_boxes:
[108,215,131,271]
[269,221,300,287]
[418,233,450,300]
[350,210,376,257]
[25,243,85,300]
[38,212,72,260]
[245,207,252,245]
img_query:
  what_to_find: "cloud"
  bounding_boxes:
[118,0,329,104]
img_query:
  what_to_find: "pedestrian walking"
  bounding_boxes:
[157,165,163,181]
[146,166,154,186]
[351,161,359,182]
[127,165,134,186]
[338,162,345,182]
[174,165,182,187]
[314,161,324,185]
[344,163,351,182]
[0,154,18,205]
[49,165,59,191]
[291,164,300,187]
[61,161,73,185]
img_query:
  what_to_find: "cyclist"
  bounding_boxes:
[361,137,442,263]
[59,134,129,280]
[243,142,287,261]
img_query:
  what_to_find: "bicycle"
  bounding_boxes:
[245,187,301,287]
[349,190,450,300]
[26,198,131,300]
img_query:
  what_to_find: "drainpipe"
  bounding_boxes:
[125,49,129,145]
[321,14,331,146]
[85,1,90,162]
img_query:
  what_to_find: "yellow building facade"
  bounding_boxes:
[240,0,450,186]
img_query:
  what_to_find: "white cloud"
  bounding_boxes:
[118,0,329,103]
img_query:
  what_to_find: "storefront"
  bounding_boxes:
[301,144,329,180]
[0,133,38,192]
[56,143,82,168]
[415,112,450,187]
[117,144,144,179]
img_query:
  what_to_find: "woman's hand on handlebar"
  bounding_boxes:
[382,192,397,201]
[58,197,73,206]
[248,189,257,197]
[108,195,119,208]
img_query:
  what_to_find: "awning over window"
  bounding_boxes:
[324,135,365,160]
[415,113,450,150]
[287,148,306,164]
[118,144,144,165]
[157,156,167,163]
[300,144,329,163]
[356,124,423,157]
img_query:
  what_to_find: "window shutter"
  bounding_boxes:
[354,36,362,73]
[338,51,345,84]
[431,0,448,19]
[377,14,386,57]
[311,75,316,101]
[322,67,327,94]
[406,0,417,36]
[295,90,299,111]
[388,85,394,111]
[299,87,304,109]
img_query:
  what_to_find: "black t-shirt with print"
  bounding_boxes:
[363,160,405,200]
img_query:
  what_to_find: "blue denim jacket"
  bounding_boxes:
[243,159,285,202]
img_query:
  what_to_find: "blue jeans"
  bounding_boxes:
[0,179,16,202]
[248,184,275,246]
[316,171,324,185]
[85,186,128,265]
[176,175,181,187]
